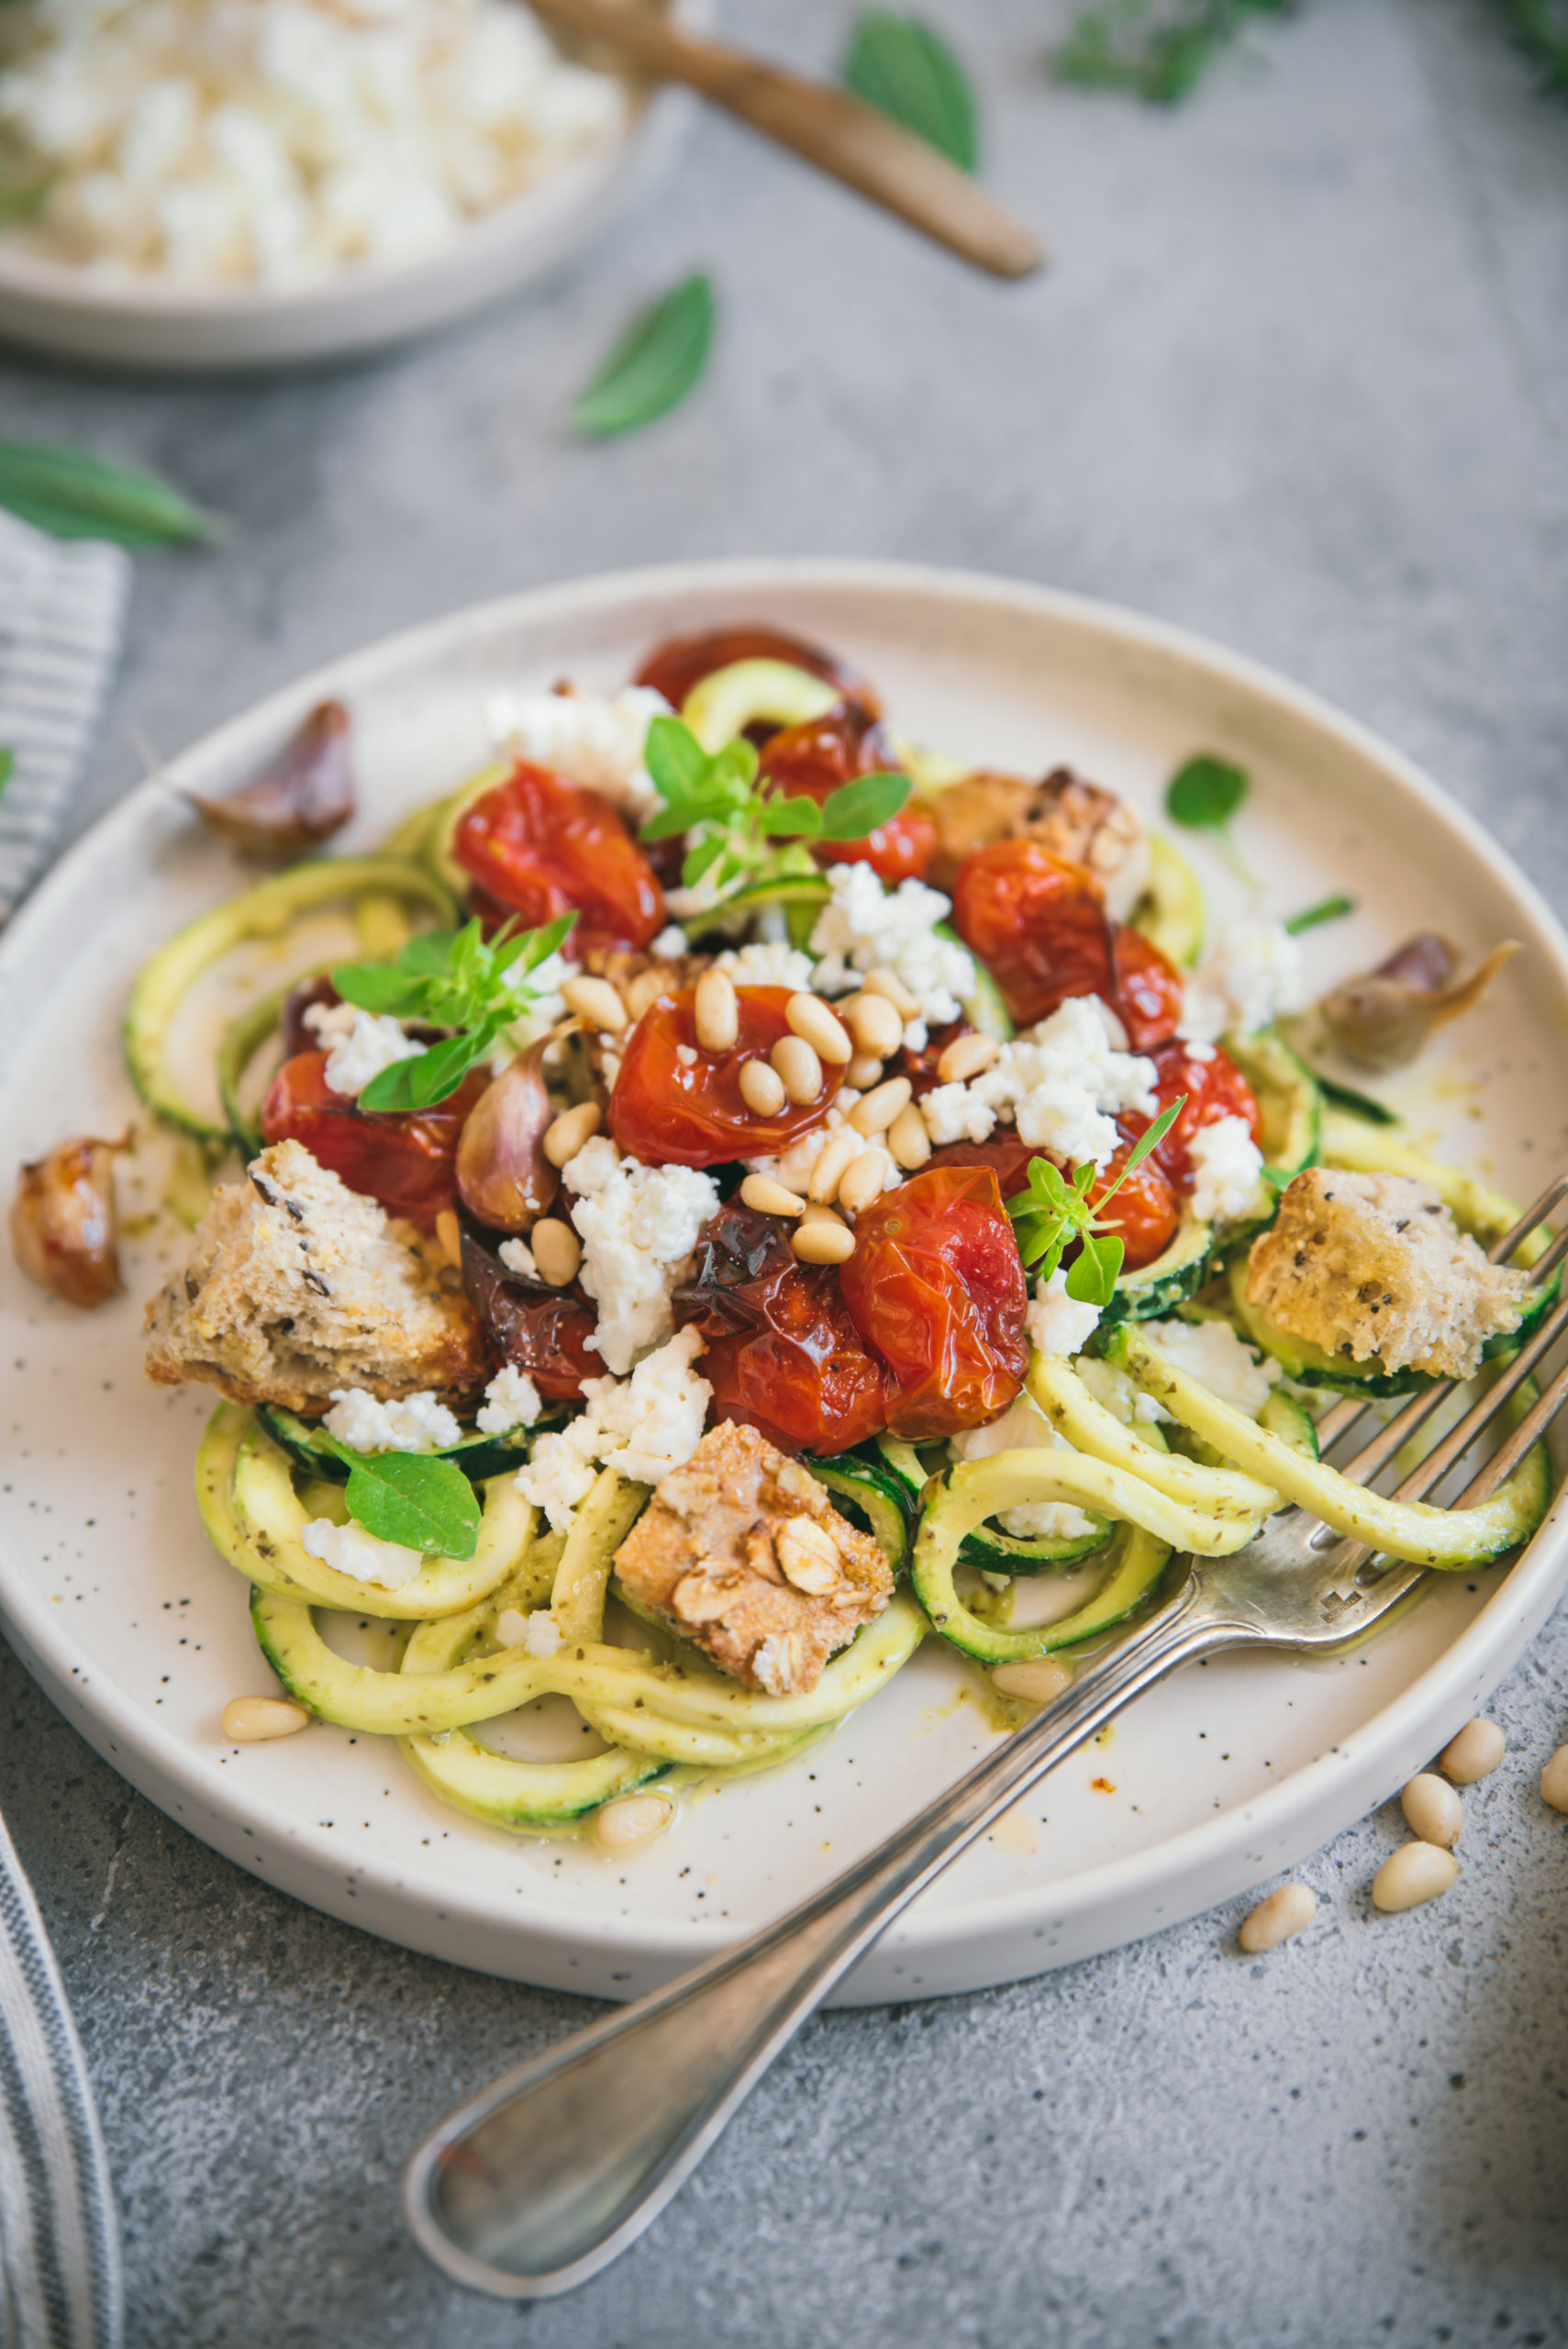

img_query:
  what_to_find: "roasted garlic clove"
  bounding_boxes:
[11,1136,125,1308]
[1319,934,1519,1071]
[190,700,355,859]
[455,1040,562,1233]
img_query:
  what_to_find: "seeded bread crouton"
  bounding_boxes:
[613,1421,892,1695]
[143,1140,491,1411]
[1246,1167,1528,1380]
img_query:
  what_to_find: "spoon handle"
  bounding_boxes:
[528,0,1044,280]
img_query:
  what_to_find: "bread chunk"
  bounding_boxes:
[143,1140,491,1410]
[1246,1168,1529,1380]
[614,1421,893,1695]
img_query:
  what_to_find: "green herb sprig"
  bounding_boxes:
[0,441,219,546]
[573,273,715,440]
[1164,751,1258,886]
[842,9,979,170]
[1006,1097,1186,1308]
[1284,892,1354,936]
[331,912,575,1114]
[321,1439,482,1559]
[1053,0,1291,106]
[641,714,911,900]
[0,750,12,798]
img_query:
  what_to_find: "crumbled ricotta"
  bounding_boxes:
[1186,1115,1265,1226]
[807,863,974,1024]
[1139,1317,1279,1417]
[562,1141,719,1375]
[923,996,1157,1171]
[321,1010,423,1099]
[1025,1268,1102,1359]
[495,1607,562,1656]
[485,685,671,821]
[516,1328,711,1531]
[475,1364,542,1436]
[714,940,815,991]
[1179,921,1304,1043]
[949,1390,1098,1542]
[323,1386,462,1453]
[301,1516,423,1589]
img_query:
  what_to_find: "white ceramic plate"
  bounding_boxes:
[4,557,1566,2006]
[0,4,703,373]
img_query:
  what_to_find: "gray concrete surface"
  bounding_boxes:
[4,0,1568,2340]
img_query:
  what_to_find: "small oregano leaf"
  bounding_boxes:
[341,1451,482,1559]
[818,771,912,841]
[573,273,716,440]
[1166,754,1248,831]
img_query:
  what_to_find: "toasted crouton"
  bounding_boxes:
[614,1421,892,1695]
[1246,1168,1528,1380]
[143,1140,491,1411]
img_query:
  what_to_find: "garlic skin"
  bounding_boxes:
[455,1041,562,1233]
[1319,933,1518,1071]
[190,700,355,860]
[10,1135,125,1308]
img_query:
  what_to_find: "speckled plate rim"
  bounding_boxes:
[3,553,1566,2003]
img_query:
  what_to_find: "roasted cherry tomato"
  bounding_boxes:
[1123,1039,1263,1195]
[925,1133,1178,1275]
[759,704,937,885]
[452,761,664,956]
[609,986,842,1167]
[950,839,1182,1048]
[260,1052,488,1228]
[634,625,881,718]
[839,1164,1028,1440]
[460,1228,598,1401]
[674,1202,888,1454]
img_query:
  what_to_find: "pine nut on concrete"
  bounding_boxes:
[771,1034,823,1104]
[1401,1773,1463,1847]
[888,1102,932,1169]
[592,1793,674,1854]
[1439,1718,1507,1785]
[937,1030,1001,1084]
[846,1052,884,1089]
[1540,1744,1568,1813]
[1238,1883,1317,1954]
[1371,1842,1459,1912]
[843,991,904,1058]
[862,966,921,1018]
[838,1151,889,1213]
[808,1128,860,1204]
[740,1174,805,1218]
[792,1219,856,1264]
[560,974,627,1032]
[739,1057,787,1117]
[786,992,852,1063]
[543,1100,601,1167]
[531,1218,582,1286]
[991,1658,1072,1705]
[850,1075,913,1136]
[222,1696,311,1742]
[694,968,739,1052]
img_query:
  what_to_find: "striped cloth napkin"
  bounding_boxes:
[0,507,128,2348]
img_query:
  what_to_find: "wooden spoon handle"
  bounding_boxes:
[529,0,1045,280]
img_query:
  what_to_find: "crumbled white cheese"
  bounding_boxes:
[920,1081,996,1147]
[713,940,816,991]
[1186,1115,1266,1226]
[301,998,356,1044]
[1139,1317,1279,1417]
[1025,1268,1102,1359]
[651,924,689,957]
[321,1010,423,1100]
[561,1141,719,1375]
[301,1516,423,1589]
[1074,1354,1166,1426]
[475,1364,543,1436]
[516,1328,711,1531]
[498,1236,539,1280]
[808,863,974,1024]
[675,1043,697,1068]
[485,685,672,821]
[949,1390,1098,1542]
[323,1386,462,1453]
[1179,921,1304,1043]
[495,1607,562,1656]
[922,996,1157,1171]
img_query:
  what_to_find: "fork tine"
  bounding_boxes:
[1452,1351,1568,1508]
[1377,1288,1568,1506]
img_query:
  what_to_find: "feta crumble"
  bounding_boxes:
[950,1391,1098,1542]
[320,1009,422,1100]
[1025,1268,1103,1359]
[1186,1115,1265,1226]
[923,996,1157,1171]
[498,1236,538,1280]
[562,1141,720,1375]
[651,924,689,957]
[323,1386,462,1453]
[713,940,815,991]
[485,685,671,821]
[807,863,974,1025]
[475,1364,542,1436]
[301,1516,423,1590]
[1139,1318,1279,1417]
[1179,921,1304,1043]
[516,1328,711,1531]
[495,1607,562,1656]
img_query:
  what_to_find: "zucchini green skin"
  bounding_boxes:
[935,924,1014,1041]
[801,1452,913,1577]
[1314,1074,1398,1128]
[912,1518,1173,1664]
[1227,1027,1320,1185]
[1132,835,1205,969]
[256,1401,532,1487]
[680,875,829,943]
[403,1731,670,1831]
[680,659,840,751]
[1259,1388,1319,1461]
[1102,1208,1214,1327]
[215,983,296,1154]
[414,760,512,896]
[957,1509,1112,1575]
[126,854,456,1141]
[1226,1253,1560,1397]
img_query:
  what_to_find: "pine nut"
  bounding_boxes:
[531,1218,582,1286]
[846,1052,884,1090]
[808,1128,860,1204]
[543,1100,601,1167]
[592,1792,674,1854]
[838,1151,889,1213]
[843,991,904,1058]
[435,1208,463,1268]
[740,1174,805,1218]
[560,974,627,1033]
[771,1034,823,1104]
[1238,1882,1317,1954]
[1401,1773,1463,1848]
[1540,1744,1568,1813]
[786,992,852,1063]
[1439,1718,1506,1784]
[1371,1842,1459,1912]
[775,1515,842,1593]
[937,1030,1000,1085]
[850,1076,913,1136]
[991,1657,1072,1705]
[222,1696,311,1742]
[694,968,739,1053]
[862,966,921,1019]
[792,1219,856,1265]
[739,1058,787,1117]
[888,1102,931,1169]
[799,1200,846,1227]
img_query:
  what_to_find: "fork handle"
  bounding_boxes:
[403,1581,1232,2299]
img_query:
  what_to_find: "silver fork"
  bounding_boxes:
[402,1180,1568,2301]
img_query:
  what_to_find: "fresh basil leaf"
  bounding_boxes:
[341,1451,481,1559]
[1284,893,1355,936]
[682,833,728,888]
[406,1030,490,1107]
[762,797,825,839]
[511,911,576,972]
[843,9,979,171]
[1065,1230,1124,1307]
[400,928,462,978]
[0,440,219,547]
[818,771,912,841]
[330,960,428,1017]
[711,737,760,792]
[645,712,713,799]
[1166,754,1248,831]
[573,273,716,440]
[354,1055,428,1114]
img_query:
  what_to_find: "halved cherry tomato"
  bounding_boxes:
[634,625,881,718]
[674,1202,888,1454]
[839,1164,1028,1440]
[925,1133,1178,1274]
[758,704,937,885]
[452,761,664,956]
[1109,929,1186,1053]
[461,1228,598,1401]
[260,1051,488,1228]
[951,839,1182,1048]
[1122,1039,1263,1194]
[609,986,842,1167]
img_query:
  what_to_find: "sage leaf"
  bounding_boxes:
[843,9,979,171]
[573,273,715,440]
[0,441,218,547]
[341,1450,482,1559]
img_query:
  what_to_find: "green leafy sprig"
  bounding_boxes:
[0,441,219,546]
[1053,0,1291,106]
[842,9,979,170]
[1164,751,1258,887]
[321,1437,482,1560]
[640,714,911,900]
[1006,1096,1186,1308]
[1284,892,1354,936]
[573,273,715,440]
[0,749,12,797]
[331,912,575,1114]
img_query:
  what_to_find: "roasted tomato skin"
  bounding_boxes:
[925,1133,1178,1275]
[673,1202,888,1454]
[260,1051,488,1228]
[1124,1039,1263,1195]
[839,1164,1029,1441]
[634,625,881,718]
[452,761,664,955]
[758,704,936,885]
[610,986,842,1167]
[1108,928,1185,1052]
[951,839,1182,1048]
[460,1228,597,1401]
